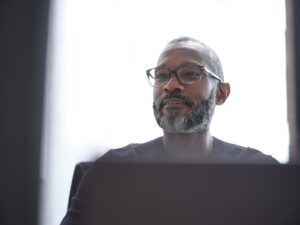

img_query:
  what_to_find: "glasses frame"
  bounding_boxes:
[146,63,223,88]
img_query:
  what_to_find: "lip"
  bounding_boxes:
[162,98,187,107]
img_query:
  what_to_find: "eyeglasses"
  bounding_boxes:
[146,63,223,87]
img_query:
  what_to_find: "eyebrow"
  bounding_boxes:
[157,62,201,69]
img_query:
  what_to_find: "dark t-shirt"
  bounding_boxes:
[100,136,278,164]
[61,137,278,225]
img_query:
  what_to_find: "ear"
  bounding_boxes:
[216,83,230,105]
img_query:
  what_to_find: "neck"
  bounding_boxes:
[162,130,213,160]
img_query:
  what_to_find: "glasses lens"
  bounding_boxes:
[177,65,203,84]
[148,67,170,87]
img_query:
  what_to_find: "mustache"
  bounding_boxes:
[156,92,194,110]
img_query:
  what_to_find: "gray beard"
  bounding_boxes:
[153,89,217,134]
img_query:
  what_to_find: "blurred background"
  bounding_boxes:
[0,0,299,225]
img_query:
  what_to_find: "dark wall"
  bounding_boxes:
[293,0,300,162]
[0,0,50,224]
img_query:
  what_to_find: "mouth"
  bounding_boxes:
[162,98,187,107]
[155,93,195,112]
[159,97,193,110]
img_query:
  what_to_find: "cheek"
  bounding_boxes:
[190,83,214,102]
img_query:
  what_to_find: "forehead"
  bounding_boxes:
[157,42,210,67]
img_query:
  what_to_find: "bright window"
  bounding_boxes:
[40,0,288,224]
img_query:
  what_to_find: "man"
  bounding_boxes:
[98,36,277,164]
[61,37,278,225]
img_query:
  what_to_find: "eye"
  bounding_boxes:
[180,70,202,81]
[154,69,169,81]
[183,71,200,77]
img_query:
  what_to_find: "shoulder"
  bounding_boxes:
[212,137,279,164]
[97,137,164,162]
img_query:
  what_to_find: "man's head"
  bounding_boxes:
[150,37,230,134]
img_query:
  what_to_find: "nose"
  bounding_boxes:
[163,74,184,93]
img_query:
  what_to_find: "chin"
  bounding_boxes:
[163,107,190,117]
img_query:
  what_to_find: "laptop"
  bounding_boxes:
[68,163,300,225]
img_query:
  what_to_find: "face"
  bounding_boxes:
[152,43,218,134]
